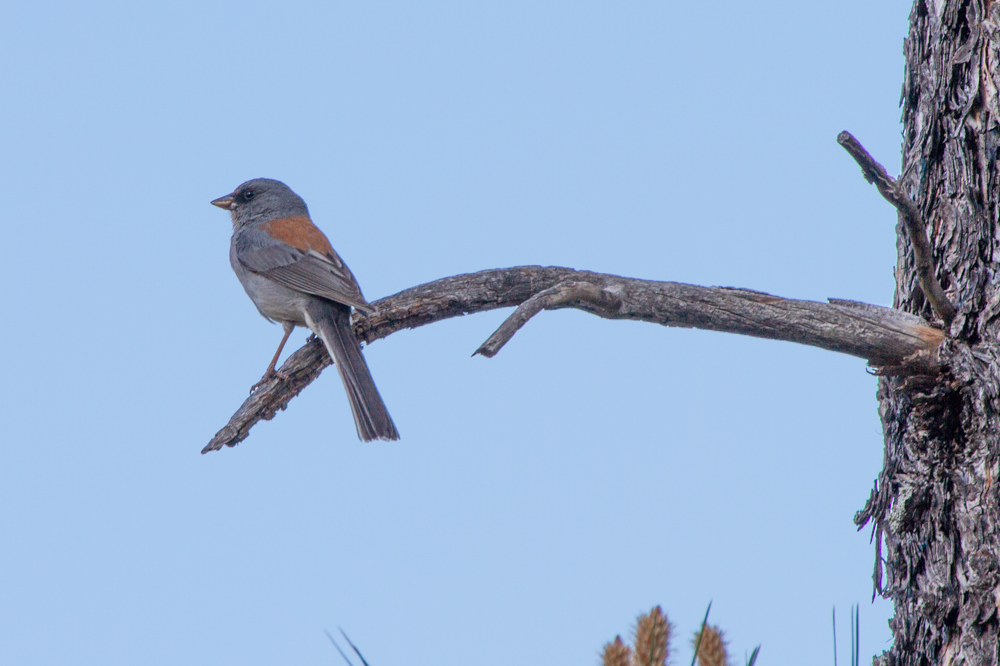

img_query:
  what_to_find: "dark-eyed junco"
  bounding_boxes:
[212,178,399,441]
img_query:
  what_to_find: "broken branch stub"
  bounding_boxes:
[837,131,956,326]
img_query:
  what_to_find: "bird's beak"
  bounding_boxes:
[211,194,235,210]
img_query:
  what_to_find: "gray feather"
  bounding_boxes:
[237,243,372,313]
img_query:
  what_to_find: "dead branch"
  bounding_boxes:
[203,265,945,454]
[837,131,956,326]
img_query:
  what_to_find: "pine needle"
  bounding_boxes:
[325,629,355,666]
[690,602,712,666]
[693,625,729,666]
[338,627,371,666]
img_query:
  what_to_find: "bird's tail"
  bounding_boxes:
[304,300,400,441]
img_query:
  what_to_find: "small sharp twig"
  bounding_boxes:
[837,131,956,326]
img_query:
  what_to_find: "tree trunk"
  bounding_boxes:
[856,1,1000,663]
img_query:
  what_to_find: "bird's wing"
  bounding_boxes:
[237,216,373,312]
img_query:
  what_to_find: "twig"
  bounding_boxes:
[837,131,956,326]
[203,266,945,453]
[473,279,622,357]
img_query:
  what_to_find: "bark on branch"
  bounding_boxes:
[203,266,945,453]
[837,131,957,326]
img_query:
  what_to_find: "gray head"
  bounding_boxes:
[211,178,309,226]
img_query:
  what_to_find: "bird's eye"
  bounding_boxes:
[243,189,255,200]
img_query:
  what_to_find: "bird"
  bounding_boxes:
[211,178,399,441]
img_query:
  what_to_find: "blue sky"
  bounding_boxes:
[1,1,911,663]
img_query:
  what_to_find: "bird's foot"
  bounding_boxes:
[249,368,292,394]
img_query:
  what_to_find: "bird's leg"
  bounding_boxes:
[249,322,295,394]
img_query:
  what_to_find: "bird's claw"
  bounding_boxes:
[249,369,292,394]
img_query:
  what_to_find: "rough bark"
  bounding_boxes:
[204,266,943,453]
[853,1,1000,664]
